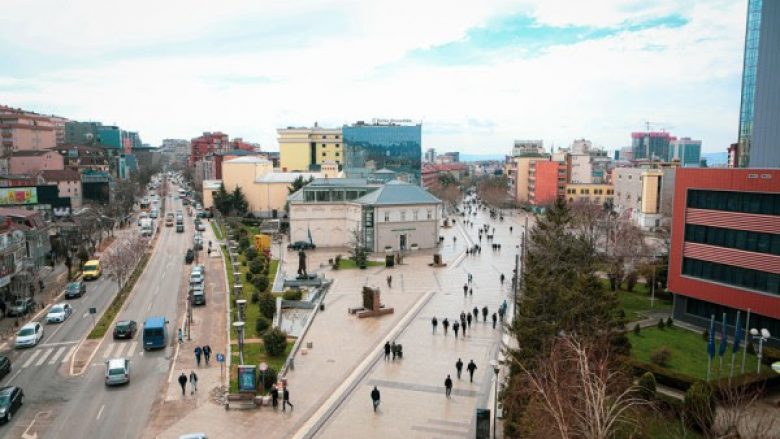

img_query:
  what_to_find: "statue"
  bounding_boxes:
[297,250,307,277]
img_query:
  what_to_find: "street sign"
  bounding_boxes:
[259,362,268,372]
[216,353,225,363]
[89,307,97,314]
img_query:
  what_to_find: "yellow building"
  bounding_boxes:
[278,124,343,172]
[565,183,614,205]
[202,180,222,209]
[222,156,274,193]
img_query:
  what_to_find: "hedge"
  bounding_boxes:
[88,252,151,339]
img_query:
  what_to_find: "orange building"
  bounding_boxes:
[528,159,567,206]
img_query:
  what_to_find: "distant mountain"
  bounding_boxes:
[459,153,505,162]
[702,152,728,166]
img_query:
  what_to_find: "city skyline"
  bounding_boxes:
[1,0,746,153]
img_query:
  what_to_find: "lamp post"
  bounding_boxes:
[750,328,771,374]
[233,321,245,365]
[490,359,500,439]
[650,254,656,309]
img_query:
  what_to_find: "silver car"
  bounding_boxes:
[105,358,130,386]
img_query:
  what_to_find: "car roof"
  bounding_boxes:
[20,322,37,329]
[0,386,16,395]
[86,259,100,264]
[107,358,127,368]
[67,281,82,286]
[116,320,134,326]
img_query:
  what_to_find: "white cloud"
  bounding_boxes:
[0,0,747,155]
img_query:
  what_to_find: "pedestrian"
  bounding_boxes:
[432,316,438,334]
[207,248,211,256]
[460,311,466,326]
[498,306,505,321]
[189,370,198,394]
[178,328,183,344]
[492,312,497,329]
[510,226,513,233]
[469,287,473,296]
[178,372,187,396]
[467,360,477,383]
[466,313,472,328]
[455,358,463,379]
[500,273,505,285]
[282,387,294,412]
[453,321,460,338]
[445,375,453,398]
[391,341,397,361]
[468,273,472,284]
[371,386,381,412]
[442,318,449,336]
[203,345,212,365]
[271,385,279,409]
[472,306,479,321]
[463,283,468,297]
[384,341,391,361]
[194,346,202,366]
[482,306,488,322]
[386,275,392,288]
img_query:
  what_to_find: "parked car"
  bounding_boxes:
[7,298,34,317]
[185,249,194,264]
[193,235,203,250]
[196,222,206,232]
[0,386,24,423]
[113,320,138,339]
[288,241,316,250]
[105,358,130,386]
[0,356,11,381]
[14,323,43,349]
[189,272,204,285]
[64,281,86,299]
[46,303,73,323]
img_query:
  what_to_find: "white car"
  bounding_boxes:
[15,322,43,348]
[189,273,204,285]
[46,303,73,323]
[105,358,130,386]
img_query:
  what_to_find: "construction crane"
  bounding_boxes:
[644,120,675,133]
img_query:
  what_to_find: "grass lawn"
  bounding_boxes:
[601,280,672,322]
[616,407,703,439]
[628,326,768,381]
[337,258,385,269]
[229,340,293,393]
[210,221,225,240]
[228,249,280,340]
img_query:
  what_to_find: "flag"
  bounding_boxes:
[718,313,728,357]
[307,226,313,245]
[733,311,743,353]
[707,315,715,359]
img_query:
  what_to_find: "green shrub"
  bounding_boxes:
[633,323,641,336]
[283,289,303,301]
[249,259,263,275]
[263,328,288,357]
[258,366,277,392]
[245,271,254,282]
[666,317,674,328]
[747,342,756,355]
[683,381,715,433]
[650,347,671,367]
[333,254,342,270]
[255,316,270,334]
[245,246,258,261]
[657,318,665,330]
[238,237,250,251]
[253,276,269,293]
[251,291,259,304]
[637,371,657,400]
[702,328,709,341]
[258,293,276,319]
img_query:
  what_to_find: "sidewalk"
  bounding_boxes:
[0,263,69,341]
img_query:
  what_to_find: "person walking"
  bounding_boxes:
[498,306,505,322]
[271,385,279,409]
[282,387,294,412]
[178,372,187,396]
[472,306,479,321]
[189,370,198,394]
[386,275,392,288]
[431,316,438,334]
[500,273,505,285]
[203,345,212,365]
[469,287,473,296]
[194,346,202,366]
[442,318,449,336]
[453,321,460,338]
[466,313,472,328]
[445,375,453,398]
[371,386,381,412]
[178,328,184,344]
[384,341,391,361]
[455,358,464,379]
[492,312,498,329]
[391,342,397,361]
[463,283,468,297]
[467,360,478,383]
[482,306,488,322]
[460,311,466,325]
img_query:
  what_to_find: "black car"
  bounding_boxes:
[7,299,34,317]
[185,249,194,264]
[113,320,138,339]
[288,241,316,251]
[0,357,10,381]
[64,281,86,299]
[0,386,23,423]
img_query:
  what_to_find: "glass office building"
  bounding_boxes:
[343,121,422,185]
[737,0,780,168]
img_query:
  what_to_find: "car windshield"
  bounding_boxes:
[13,300,26,307]
[0,395,9,404]
[67,283,80,290]
[116,323,129,330]
[18,328,34,336]
[108,368,125,376]
[83,263,98,271]
[50,306,64,313]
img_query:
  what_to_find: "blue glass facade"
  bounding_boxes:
[343,122,422,185]
[737,0,762,167]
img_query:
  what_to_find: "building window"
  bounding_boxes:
[322,152,326,157]
[682,257,780,296]
[384,211,390,222]
[413,210,418,220]
[322,135,326,139]
[687,190,780,215]
[335,144,340,148]
[335,152,340,157]
[401,211,406,221]
[684,224,780,256]
[322,144,326,147]
[427,210,432,220]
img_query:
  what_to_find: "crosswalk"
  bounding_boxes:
[101,341,140,360]
[18,344,77,369]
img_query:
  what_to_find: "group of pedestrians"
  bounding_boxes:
[177,370,199,396]
[270,384,294,412]
[383,341,403,361]
[194,344,212,366]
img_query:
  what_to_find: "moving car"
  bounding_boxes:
[105,358,130,386]
[46,303,73,323]
[82,260,102,280]
[288,241,316,251]
[64,281,86,299]
[7,298,34,317]
[0,356,11,381]
[193,234,203,250]
[15,322,43,349]
[150,208,159,219]
[113,320,138,339]
[0,386,24,423]
[185,249,194,264]
[165,214,174,227]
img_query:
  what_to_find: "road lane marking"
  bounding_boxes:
[6,369,21,383]
[48,346,67,365]
[39,340,79,348]
[96,404,105,421]
[62,346,76,363]
[82,312,89,319]
[128,341,138,357]
[146,303,152,312]
[35,348,52,367]
[114,343,128,357]
[22,350,41,368]
[102,343,116,359]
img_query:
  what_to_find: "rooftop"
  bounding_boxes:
[256,172,321,184]
[39,169,81,181]
[223,156,270,165]
[355,180,440,206]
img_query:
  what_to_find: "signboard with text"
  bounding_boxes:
[237,365,257,393]
[0,187,38,205]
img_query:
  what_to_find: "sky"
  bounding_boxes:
[0,0,747,155]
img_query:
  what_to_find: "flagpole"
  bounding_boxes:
[741,308,751,374]
[730,310,740,380]
[707,314,715,381]
[718,312,726,379]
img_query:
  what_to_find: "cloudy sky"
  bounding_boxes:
[0,0,746,155]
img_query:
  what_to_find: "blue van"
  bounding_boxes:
[142,316,168,350]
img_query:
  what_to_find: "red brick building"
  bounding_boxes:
[669,168,780,345]
[528,159,567,206]
[421,163,467,191]
[190,132,229,167]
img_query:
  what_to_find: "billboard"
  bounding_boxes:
[0,187,38,205]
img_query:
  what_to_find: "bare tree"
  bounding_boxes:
[712,384,777,439]
[605,218,646,290]
[102,232,148,290]
[569,201,609,248]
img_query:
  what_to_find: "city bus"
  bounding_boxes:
[142,316,169,350]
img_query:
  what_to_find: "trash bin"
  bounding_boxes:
[319,303,325,311]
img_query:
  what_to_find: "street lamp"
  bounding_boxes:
[233,321,245,365]
[490,359,500,439]
[650,254,656,309]
[750,328,771,374]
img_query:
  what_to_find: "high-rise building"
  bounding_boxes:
[343,120,422,185]
[512,140,545,157]
[277,124,343,172]
[669,137,702,167]
[528,159,567,206]
[631,131,674,161]
[0,108,57,156]
[669,168,780,345]
[737,0,780,168]
[190,132,229,167]
[424,148,436,163]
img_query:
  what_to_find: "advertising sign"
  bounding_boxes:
[237,365,257,393]
[0,187,38,205]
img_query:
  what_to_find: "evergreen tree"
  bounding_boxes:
[213,183,231,215]
[231,186,249,215]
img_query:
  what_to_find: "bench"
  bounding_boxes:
[226,393,256,410]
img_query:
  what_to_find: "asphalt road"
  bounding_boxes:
[0,184,195,438]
